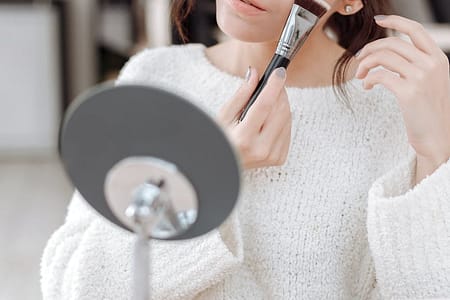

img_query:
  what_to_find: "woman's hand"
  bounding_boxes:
[355,15,450,180]
[215,67,292,170]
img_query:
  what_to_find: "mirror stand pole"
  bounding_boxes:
[132,223,151,300]
[126,181,165,300]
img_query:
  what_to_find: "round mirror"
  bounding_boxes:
[59,83,242,240]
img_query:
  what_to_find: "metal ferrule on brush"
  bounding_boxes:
[275,4,319,60]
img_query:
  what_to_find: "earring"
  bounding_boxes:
[345,5,353,13]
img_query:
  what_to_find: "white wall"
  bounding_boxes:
[391,0,434,23]
[0,4,61,156]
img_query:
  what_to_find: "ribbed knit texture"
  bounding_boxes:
[40,43,450,300]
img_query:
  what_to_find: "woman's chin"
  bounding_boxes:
[218,24,278,43]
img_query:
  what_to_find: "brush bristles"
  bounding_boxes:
[295,0,330,18]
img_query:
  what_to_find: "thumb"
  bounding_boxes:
[218,66,259,125]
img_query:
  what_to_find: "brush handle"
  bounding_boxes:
[238,54,291,122]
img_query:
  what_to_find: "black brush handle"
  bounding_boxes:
[238,54,291,122]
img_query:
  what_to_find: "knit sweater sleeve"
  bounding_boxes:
[40,190,254,300]
[366,146,450,299]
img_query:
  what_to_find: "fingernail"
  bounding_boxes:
[245,66,252,82]
[374,15,387,21]
[355,49,362,57]
[276,67,286,79]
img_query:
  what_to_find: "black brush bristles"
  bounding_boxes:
[295,0,330,18]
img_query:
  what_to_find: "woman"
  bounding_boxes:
[41,0,450,299]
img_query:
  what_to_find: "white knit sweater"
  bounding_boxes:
[41,43,450,300]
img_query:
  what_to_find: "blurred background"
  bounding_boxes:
[0,0,449,299]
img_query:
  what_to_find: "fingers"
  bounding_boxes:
[357,36,428,64]
[356,49,419,80]
[241,67,287,133]
[260,87,291,142]
[362,69,407,93]
[374,15,440,55]
[267,120,291,166]
[279,122,292,164]
[217,67,259,126]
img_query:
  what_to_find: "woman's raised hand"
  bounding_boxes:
[356,15,450,166]
[216,67,292,170]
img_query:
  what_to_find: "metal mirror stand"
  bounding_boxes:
[60,84,242,300]
[104,156,199,300]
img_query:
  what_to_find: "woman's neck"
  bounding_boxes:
[205,26,357,88]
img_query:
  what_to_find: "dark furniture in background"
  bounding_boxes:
[172,0,217,46]
[429,0,450,23]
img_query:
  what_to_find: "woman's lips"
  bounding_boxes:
[227,0,267,16]
[240,0,266,11]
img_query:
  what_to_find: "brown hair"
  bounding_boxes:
[171,0,391,114]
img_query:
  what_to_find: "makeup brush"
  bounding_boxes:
[238,0,330,122]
